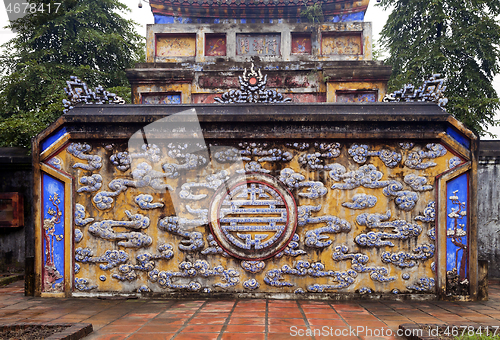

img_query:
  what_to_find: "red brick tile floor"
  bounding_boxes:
[1,280,500,340]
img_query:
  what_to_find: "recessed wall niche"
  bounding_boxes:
[236,33,281,56]
[155,34,196,57]
[205,34,227,56]
[321,32,362,55]
[291,33,312,54]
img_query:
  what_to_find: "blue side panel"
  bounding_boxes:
[42,173,65,292]
[446,126,470,149]
[41,127,67,153]
[446,173,468,279]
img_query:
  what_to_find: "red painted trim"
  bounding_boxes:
[44,142,75,178]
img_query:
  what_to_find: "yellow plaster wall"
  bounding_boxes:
[50,140,456,295]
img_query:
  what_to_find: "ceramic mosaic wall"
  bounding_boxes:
[336,92,377,103]
[40,131,465,296]
[142,94,182,105]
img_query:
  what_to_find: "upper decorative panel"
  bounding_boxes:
[336,91,376,103]
[322,33,362,55]
[291,33,312,54]
[142,93,182,105]
[156,34,196,57]
[205,34,227,56]
[236,34,281,56]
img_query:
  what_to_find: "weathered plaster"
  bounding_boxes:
[146,22,372,63]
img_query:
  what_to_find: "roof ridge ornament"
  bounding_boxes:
[62,76,125,114]
[383,74,448,109]
[215,63,292,104]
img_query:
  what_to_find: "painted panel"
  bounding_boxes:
[236,34,281,56]
[41,127,67,153]
[291,34,312,54]
[446,174,468,279]
[336,91,377,103]
[322,33,362,55]
[156,34,196,57]
[205,34,226,56]
[446,126,471,149]
[53,136,460,296]
[142,93,181,104]
[42,173,65,292]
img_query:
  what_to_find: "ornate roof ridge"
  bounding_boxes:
[62,76,125,114]
[383,74,448,110]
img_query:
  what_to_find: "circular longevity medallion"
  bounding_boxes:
[209,173,297,260]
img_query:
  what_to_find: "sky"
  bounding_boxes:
[0,0,499,138]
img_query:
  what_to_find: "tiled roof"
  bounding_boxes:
[150,0,369,19]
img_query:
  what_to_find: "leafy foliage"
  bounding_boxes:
[378,0,500,136]
[300,3,324,23]
[0,0,145,148]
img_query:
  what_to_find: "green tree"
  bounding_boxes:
[0,0,145,148]
[300,3,324,23]
[378,0,500,136]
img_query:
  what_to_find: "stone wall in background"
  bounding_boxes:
[478,141,500,278]
[0,148,33,274]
